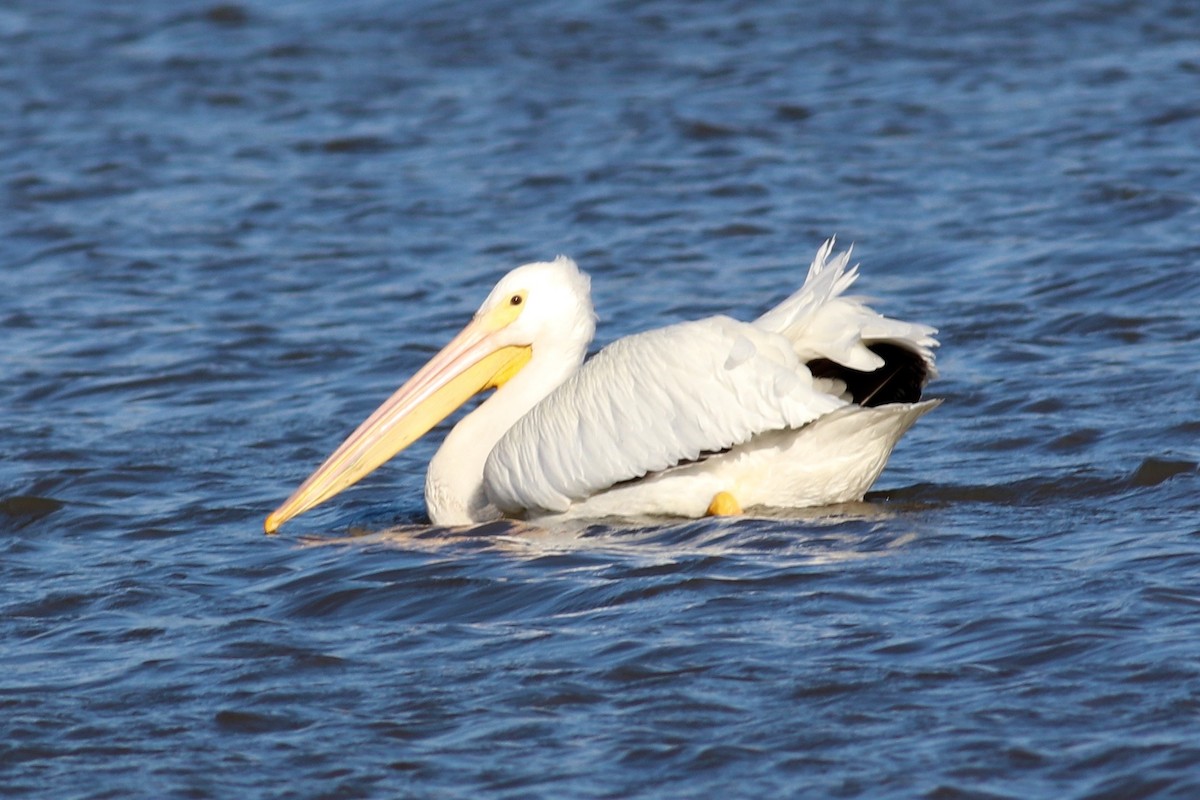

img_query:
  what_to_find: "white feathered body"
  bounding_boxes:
[431,241,940,524]
[535,400,937,520]
[267,240,939,534]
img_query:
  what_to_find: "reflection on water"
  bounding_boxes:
[300,506,921,563]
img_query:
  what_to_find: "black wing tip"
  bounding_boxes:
[807,343,930,407]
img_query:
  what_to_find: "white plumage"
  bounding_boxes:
[265,239,939,533]
[484,317,843,513]
[483,241,937,520]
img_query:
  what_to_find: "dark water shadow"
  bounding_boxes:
[872,456,1197,510]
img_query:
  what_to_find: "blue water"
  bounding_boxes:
[3,1,1199,797]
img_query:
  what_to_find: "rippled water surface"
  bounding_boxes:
[4,1,1200,797]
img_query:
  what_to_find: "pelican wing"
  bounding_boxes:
[482,316,846,514]
[756,238,938,374]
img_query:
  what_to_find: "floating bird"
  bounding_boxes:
[265,240,938,532]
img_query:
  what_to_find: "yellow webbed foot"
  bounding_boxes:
[705,491,742,516]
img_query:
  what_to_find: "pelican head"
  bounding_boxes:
[264,256,595,533]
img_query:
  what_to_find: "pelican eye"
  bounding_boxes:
[509,294,524,306]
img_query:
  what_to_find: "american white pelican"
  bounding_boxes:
[265,239,938,532]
